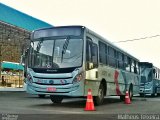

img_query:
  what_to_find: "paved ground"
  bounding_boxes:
[0,92,160,120]
[0,87,25,91]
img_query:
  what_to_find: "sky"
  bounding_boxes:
[1,0,160,68]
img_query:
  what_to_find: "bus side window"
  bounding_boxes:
[86,37,98,70]
[99,41,106,64]
[86,40,91,63]
[153,69,156,78]
[131,59,134,73]
[134,61,138,74]
[91,43,98,65]
[136,61,139,74]
[125,57,131,72]
[108,46,117,68]
[117,52,124,70]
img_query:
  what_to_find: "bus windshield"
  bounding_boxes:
[30,38,83,69]
[140,67,152,82]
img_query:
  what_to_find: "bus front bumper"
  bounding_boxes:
[26,82,84,97]
[139,87,153,94]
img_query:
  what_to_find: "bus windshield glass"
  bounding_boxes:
[30,38,83,69]
[140,67,152,82]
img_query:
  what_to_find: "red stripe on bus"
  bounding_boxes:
[114,70,122,95]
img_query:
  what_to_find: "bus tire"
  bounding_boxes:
[38,94,46,98]
[151,88,157,97]
[93,83,105,106]
[151,93,157,97]
[120,95,125,101]
[50,95,63,103]
[139,93,145,97]
[151,93,155,97]
[129,85,133,100]
[157,93,160,96]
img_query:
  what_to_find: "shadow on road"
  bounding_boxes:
[29,97,122,109]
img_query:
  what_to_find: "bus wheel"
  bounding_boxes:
[151,93,155,97]
[151,93,157,97]
[139,93,145,97]
[120,95,125,101]
[50,95,63,103]
[129,85,133,100]
[94,84,105,106]
[151,89,157,97]
[157,93,160,96]
[38,94,46,98]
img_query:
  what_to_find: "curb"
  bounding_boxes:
[0,88,25,92]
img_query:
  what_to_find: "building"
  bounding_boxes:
[0,3,53,87]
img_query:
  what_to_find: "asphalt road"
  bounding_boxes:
[0,92,160,120]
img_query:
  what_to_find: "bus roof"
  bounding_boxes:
[86,27,139,61]
[32,25,84,33]
[139,62,160,70]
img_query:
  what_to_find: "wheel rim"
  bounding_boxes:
[98,87,104,101]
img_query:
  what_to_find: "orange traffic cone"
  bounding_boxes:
[84,89,96,111]
[125,91,131,104]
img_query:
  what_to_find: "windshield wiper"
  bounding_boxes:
[61,37,70,62]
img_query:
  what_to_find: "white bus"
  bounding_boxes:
[24,26,140,105]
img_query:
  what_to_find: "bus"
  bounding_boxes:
[24,26,140,105]
[139,62,160,96]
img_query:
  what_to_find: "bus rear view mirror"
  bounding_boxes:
[20,55,25,66]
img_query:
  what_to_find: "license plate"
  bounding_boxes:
[47,87,56,92]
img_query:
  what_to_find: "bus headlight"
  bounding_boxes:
[72,73,83,84]
[27,74,33,83]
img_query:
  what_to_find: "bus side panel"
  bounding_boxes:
[97,65,126,96]
[155,79,160,94]
[120,72,140,95]
[84,68,101,96]
[153,79,160,94]
[97,65,140,96]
